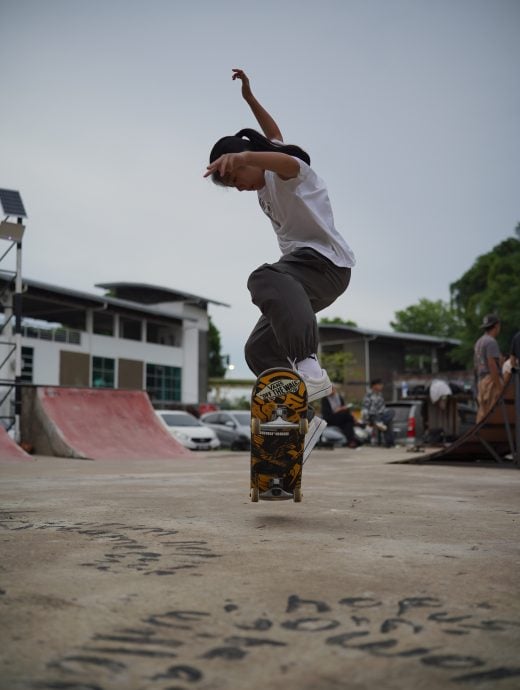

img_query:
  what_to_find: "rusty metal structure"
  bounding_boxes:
[409,370,519,465]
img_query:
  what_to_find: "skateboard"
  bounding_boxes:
[250,368,308,502]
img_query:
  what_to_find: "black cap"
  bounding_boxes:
[480,314,500,329]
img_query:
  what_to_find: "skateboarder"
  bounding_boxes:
[204,68,356,456]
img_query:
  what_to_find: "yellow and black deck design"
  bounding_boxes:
[250,368,308,502]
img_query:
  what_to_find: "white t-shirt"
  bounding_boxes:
[257,158,356,268]
[429,379,452,404]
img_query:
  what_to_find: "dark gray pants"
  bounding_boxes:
[245,248,351,375]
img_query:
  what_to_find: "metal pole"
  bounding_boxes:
[14,221,23,441]
[515,368,520,465]
[364,336,370,387]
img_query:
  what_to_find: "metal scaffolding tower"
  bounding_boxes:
[0,189,27,442]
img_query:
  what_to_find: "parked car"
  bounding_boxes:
[155,410,220,451]
[316,424,348,448]
[385,400,426,447]
[201,410,251,451]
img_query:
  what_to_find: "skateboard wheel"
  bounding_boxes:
[293,486,302,502]
[299,417,309,434]
[251,417,261,435]
[251,485,259,502]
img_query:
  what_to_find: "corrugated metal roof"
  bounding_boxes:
[96,282,230,308]
[319,323,460,346]
[0,274,229,320]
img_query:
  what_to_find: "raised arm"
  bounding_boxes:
[204,150,299,182]
[232,68,283,142]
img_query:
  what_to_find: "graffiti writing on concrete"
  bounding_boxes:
[38,595,520,690]
[0,515,221,576]
[2,513,519,689]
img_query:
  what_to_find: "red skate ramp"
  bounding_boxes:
[408,373,518,465]
[22,387,193,460]
[0,426,31,461]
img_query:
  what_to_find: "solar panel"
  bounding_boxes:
[0,189,27,218]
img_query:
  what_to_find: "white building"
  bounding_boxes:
[0,277,228,410]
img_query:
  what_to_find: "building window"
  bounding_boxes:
[146,321,181,346]
[120,317,142,341]
[146,364,181,403]
[92,357,115,388]
[21,346,34,383]
[93,312,114,336]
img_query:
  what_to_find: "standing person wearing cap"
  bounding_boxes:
[474,314,502,423]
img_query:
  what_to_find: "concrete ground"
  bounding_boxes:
[1,445,519,690]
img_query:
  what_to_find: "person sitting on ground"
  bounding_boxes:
[320,385,360,448]
[361,378,395,447]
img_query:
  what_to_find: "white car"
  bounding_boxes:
[155,410,220,451]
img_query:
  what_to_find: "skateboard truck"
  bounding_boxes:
[259,477,293,501]
[253,406,309,435]
[261,406,297,430]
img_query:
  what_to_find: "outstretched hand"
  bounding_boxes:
[232,68,252,98]
[203,152,247,180]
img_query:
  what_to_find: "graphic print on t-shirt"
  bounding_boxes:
[258,197,281,229]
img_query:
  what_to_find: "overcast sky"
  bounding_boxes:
[1,0,518,378]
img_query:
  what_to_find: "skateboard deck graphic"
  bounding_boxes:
[250,368,308,502]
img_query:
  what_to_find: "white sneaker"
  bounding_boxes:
[303,416,327,464]
[299,369,333,402]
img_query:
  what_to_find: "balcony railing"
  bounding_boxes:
[22,326,81,345]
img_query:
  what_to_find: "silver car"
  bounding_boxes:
[385,400,425,447]
[201,410,251,451]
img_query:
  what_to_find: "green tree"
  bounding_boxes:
[390,298,462,339]
[320,350,356,383]
[450,233,520,364]
[390,298,462,372]
[319,316,358,327]
[208,316,227,378]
